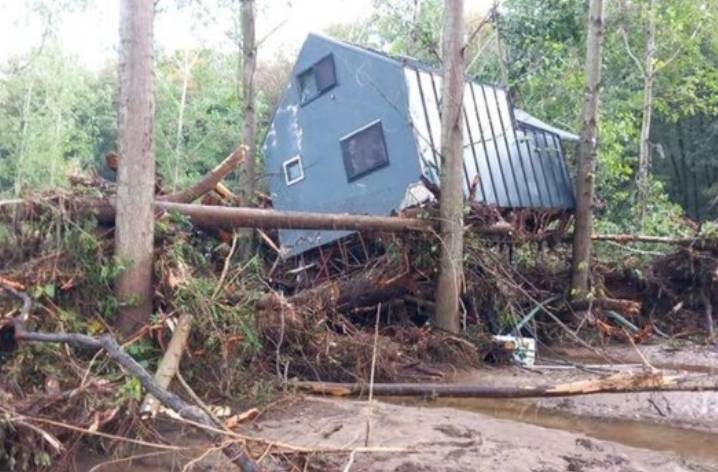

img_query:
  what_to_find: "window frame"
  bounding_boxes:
[282,155,305,186]
[297,54,337,106]
[339,119,390,182]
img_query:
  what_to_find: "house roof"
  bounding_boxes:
[306,33,579,142]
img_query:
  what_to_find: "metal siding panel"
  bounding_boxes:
[462,105,489,203]
[427,71,471,195]
[467,83,502,206]
[537,130,565,207]
[531,128,558,206]
[493,88,533,207]
[550,132,575,207]
[411,68,441,181]
[477,84,515,206]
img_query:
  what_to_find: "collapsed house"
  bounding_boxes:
[263,33,578,257]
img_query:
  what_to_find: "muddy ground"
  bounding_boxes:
[76,342,718,471]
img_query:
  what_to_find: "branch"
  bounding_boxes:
[620,27,645,78]
[0,283,258,472]
[655,23,702,73]
[463,2,499,53]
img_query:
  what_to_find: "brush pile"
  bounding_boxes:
[1,158,717,470]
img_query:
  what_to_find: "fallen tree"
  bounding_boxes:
[159,147,246,204]
[290,371,717,399]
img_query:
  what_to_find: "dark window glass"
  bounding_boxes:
[298,54,336,105]
[314,55,336,92]
[340,121,389,181]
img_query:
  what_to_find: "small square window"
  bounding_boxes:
[340,120,390,182]
[283,155,304,185]
[298,54,337,105]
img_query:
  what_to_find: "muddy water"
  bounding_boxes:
[382,396,718,465]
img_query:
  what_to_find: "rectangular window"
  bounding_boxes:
[298,54,337,105]
[340,120,390,182]
[283,155,304,185]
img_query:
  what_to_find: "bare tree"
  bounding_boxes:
[434,0,465,334]
[570,0,606,299]
[239,0,256,203]
[635,0,656,224]
[238,0,256,258]
[115,0,156,335]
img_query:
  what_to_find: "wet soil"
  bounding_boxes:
[75,342,718,471]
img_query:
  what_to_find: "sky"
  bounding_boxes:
[0,0,496,71]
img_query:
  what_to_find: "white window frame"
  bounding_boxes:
[283,155,304,186]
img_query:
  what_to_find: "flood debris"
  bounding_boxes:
[1,148,717,470]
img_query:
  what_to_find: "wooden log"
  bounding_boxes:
[139,313,194,418]
[258,270,415,313]
[159,146,246,203]
[569,297,642,316]
[290,371,716,399]
[155,202,434,233]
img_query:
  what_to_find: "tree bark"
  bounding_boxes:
[570,0,605,300]
[637,0,656,226]
[434,0,465,334]
[115,0,156,337]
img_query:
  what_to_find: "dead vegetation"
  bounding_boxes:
[0,167,717,470]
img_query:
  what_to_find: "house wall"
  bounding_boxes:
[262,34,423,257]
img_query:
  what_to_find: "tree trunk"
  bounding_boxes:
[637,0,656,226]
[290,371,711,398]
[173,51,196,191]
[115,0,156,336]
[14,80,34,197]
[570,0,605,300]
[434,0,465,334]
[238,0,257,259]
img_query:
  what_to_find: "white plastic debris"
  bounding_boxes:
[492,335,536,367]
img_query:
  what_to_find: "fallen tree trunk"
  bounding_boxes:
[1,283,258,472]
[140,313,194,418]
[292,272,414,312]
[155,202,433,233]
[569,297,642,316]
[290,371,716,399]
[159,146,246,203]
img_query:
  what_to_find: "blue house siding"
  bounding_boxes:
[263,34,423,257]
[263,34,577,258]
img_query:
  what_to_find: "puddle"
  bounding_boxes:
[381,396,718,465]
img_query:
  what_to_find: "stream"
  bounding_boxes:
[382,395,718,465]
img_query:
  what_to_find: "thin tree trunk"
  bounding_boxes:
[637,0,656,226]
[239,6,256,197]
[173,51,195,191]
[115,0,156,336]
[570,0,606,299]
[238,0,257,259]
[434,0,465,334]
[14,80,34,197]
